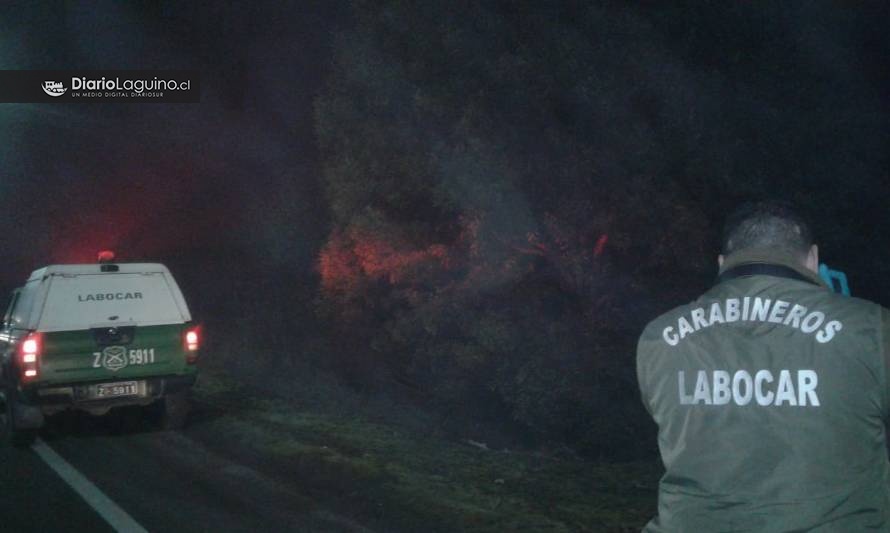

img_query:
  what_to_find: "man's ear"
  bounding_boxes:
[718,254,725,268]
[806,244,819,273]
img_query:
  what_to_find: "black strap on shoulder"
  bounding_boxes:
[717,263,819,287]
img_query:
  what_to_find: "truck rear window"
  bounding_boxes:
[37,273,186,331]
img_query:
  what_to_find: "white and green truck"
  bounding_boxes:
[0,258,199,445]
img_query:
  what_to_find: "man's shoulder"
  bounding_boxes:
[817,291,886,323]
[831,292,883,312]
[841,296,890,332]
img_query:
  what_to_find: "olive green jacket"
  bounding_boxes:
[637,248,890,532]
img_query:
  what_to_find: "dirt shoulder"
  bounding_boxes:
[184,369,660,532]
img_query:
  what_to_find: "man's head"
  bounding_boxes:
[718,200,819,273]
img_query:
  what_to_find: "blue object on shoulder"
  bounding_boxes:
[819,264,850,296]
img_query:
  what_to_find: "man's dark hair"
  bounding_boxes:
[722,201,814,257]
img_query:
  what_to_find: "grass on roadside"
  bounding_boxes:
[189,370,660,532]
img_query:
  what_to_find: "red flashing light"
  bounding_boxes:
[98,250,116,263]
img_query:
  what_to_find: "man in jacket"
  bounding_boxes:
[637,201,890,531]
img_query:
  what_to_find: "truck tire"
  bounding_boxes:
[152,389,191,431]
[0,387,38,447]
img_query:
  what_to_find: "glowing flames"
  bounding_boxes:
[319,228,451,292]
[593,234,608,257]
[319,214,608,296]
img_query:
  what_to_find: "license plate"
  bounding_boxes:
[91,381,140,399]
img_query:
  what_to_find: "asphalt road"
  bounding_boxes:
[0,439,114,532]
[2,411,370,533]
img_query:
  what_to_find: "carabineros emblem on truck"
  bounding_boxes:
[98,346,128,372]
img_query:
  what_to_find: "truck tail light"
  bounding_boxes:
[184,327,200,363]
[19,332,41,382]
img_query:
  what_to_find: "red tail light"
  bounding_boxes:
[19,332,41,382]
[184,327,200,363]
[185,330,199,350]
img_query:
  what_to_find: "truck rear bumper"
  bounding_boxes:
[26,374,197,416]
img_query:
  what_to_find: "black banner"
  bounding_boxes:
[0,70,200,103]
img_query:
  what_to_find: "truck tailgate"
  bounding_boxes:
[38,324,188,384]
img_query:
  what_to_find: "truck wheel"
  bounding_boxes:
[0,388,38,447]
[153,389,191,431]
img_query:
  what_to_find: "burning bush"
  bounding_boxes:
[312,0,712,458]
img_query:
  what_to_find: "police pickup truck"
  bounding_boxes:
[0,255,199,445]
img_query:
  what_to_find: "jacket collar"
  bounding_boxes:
[717,247,829,289]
